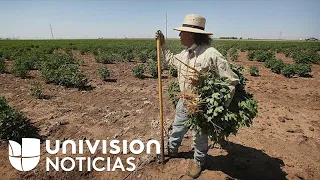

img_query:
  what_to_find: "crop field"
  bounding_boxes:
[1,39,320,179]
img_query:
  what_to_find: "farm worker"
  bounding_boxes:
[156,14,239,178]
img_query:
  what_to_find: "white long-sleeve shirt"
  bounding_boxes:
[162,43,240,106]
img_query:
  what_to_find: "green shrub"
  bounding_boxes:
[280,63,311,78]
[96,53,115,64]
[264,58,276,68]
[283,49,293,57]
[55,65,88,88]
[220,49,227,57]
[270,59,285,74]
[161,58,169,71]
[75,58,85,66]
[169,66,178,77]
[293,63,311,77]
[11,62,29,78]
[167,82,180,107]
[10,52,43,74]
[132,65,144,79]
[256,51,275,62]
[92,49,99,56]
[148,60,160,78]
[123,53,134,62]
[40,54,88,88]
[0,97,40,143]
[148,50,157,61]
[45,53,74,66]
[4,51,22,61]
[249,65,259,76]
[118,48,133,62]
[45,47,55,54]
[294,52,320,64]
[0,58,5,73]
[80,49,86,55]
[247,51,256,61]
[98,67,110,81]
[228,48,239,61]
[30,81,43,98]
[139,52,148,63]
[281,64,296,78]
[15,55,39,70]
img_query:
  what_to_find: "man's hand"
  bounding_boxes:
[155,30,165,45]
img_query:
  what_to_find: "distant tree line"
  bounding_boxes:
[219,37,241,39]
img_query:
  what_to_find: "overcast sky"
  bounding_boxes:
[0,0,319,39]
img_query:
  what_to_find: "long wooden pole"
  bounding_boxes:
[156,38,165,164]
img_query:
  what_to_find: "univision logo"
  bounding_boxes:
[8,138,160,172]
[8,138,40,171]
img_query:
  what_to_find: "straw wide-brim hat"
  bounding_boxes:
[174,14,213,35]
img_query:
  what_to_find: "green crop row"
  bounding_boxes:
[1,39,319,83]
[248,50,275,62]
[1,39,319,62]
[247,49,314,77]
[264,58,311,77]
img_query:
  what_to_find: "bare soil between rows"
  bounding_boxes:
[0,51,319,180]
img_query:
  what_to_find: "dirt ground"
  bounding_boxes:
[0,51,319,180]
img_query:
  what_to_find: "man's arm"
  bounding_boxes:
[156,30,182,68]
[161,43,183,68]
[211,52,240,107]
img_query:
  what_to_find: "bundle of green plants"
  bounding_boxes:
[179,64,258,142]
